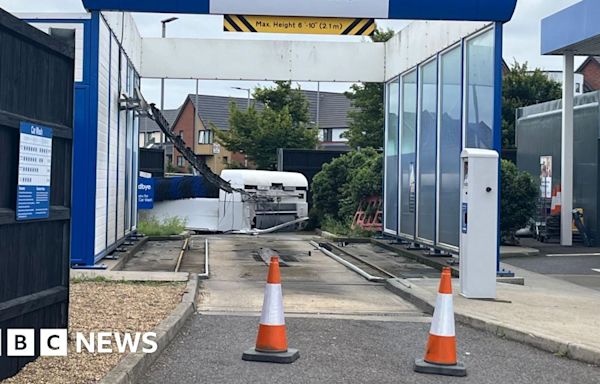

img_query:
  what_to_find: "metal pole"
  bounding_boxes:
[316,82,320,127]
[247,89,251,110]
[160,23,166,146]
[561,53,574,246]
[194,79,199,175]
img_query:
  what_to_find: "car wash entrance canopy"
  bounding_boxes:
[67,0,515,263]
[82,0,517,22]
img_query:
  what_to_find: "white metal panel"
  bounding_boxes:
[210,0,389,18]
[220,170,309,189]
[385,21,490,81]
[15,13,91,20]
[28,22,85,82]
[95,19,110,256]
[132,115,140,230]
[106,34,120,246]
[140,38,385,82]
[150,199,220,232]
[101,12,142,72]
[117,51,127,239]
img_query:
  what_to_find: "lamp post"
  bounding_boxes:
[232,86,251,109]
[160,17,178,145]
[232,87,251,167]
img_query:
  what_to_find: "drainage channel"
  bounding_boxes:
[310,241,396,282]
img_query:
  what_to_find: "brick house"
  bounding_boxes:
[576,56,600,92]
[170,91,353,173]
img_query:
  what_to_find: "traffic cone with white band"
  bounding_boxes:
[242,256,300,363]
[551,185,562,215]
[414,267,466,377]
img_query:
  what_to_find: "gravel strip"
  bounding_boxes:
[3,281,186,384]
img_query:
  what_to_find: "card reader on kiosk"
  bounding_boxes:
[459,149,498,299]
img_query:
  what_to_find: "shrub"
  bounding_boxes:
[501,160,538,242]
[311,148,383,228]
[138,215,187,236]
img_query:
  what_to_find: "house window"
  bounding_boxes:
[320,129,333,142]
[198,130,213,144]
[177,156,184,167]
[222,156,229,164]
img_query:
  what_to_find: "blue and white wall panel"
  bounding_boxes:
[382,21,501,254]
[94,13,141,260]
[107,33,120,247]
[95,18,110,256]
[25,12,141,265]
[117,50,127,240]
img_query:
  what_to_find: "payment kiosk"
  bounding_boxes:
[459,149,499,299]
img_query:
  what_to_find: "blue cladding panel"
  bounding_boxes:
[82,0,516,21]
[416,59,437,243]
[82,0,209,14]
[388,0,517,22]
[399,71,418,238]
[71,15,99,266]
[385,80,399,233]
[438,46,462,248]
[541,0,600,55]
[465,29,495,150]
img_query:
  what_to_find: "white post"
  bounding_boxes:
[561,53,574,246]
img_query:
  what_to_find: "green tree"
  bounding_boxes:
[503,61,562,148]
[501,160,538,242]
[216,81,318,169]
[343,29,395,149]
[311,148,383,226]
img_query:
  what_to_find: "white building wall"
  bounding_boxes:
[117,50,127,239]
[384,21,489,81]
[101,12,142,71]
[106,33,120,246]
[20,17,86,82]
[95,19,110,255]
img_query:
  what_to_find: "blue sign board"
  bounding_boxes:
[17,122,53,221]
[138,178,155,210]
[82,0,517,22]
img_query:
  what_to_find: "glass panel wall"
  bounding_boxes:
[399,71,417,237]
[438,46,462,247]
[465,29,495,149]
[417,59,438,242]
[384,79,399,233]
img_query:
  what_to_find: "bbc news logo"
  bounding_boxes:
[0,330,158,356]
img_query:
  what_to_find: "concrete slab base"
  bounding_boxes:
[414,359,467,377]
[242,348,300,364]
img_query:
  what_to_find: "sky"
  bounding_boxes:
[0,0,586,109]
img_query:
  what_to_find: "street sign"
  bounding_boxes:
[82,0,518,22]
[138,177,155,210]
[224,16,375,36]
[16,122,52,221]
[213,143,221,154]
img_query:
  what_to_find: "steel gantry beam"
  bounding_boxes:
[82,0,517,22]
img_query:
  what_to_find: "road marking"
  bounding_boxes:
[546,253,600,257]
[592,269,600,273]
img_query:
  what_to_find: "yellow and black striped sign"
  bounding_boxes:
[223,15,376,36]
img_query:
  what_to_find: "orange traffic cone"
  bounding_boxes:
[551,185,562,215]
[414,267,466,377]
[242,256,300,363]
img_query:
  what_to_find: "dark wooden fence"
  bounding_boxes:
[277,148,350,205]
[140,148,165,178]
[0,9,74,380]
